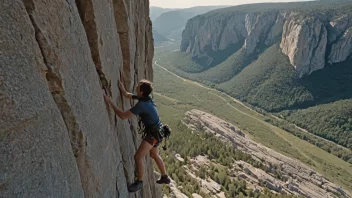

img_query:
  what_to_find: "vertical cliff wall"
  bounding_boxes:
[0,0,158,197]
[181,2,352,77]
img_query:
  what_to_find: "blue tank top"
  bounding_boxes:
[130,99,161,127]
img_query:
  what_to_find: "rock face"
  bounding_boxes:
[244,11,279,55]
[328,27,352,63]
[183,110,351,198]
[280,15,328,77]
[181,12,249,65]
[181,3,352,77]
[0,0,159,198]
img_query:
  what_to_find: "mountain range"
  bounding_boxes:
[158,0,352,153]
[152,6,227,41]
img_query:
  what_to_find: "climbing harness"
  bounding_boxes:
[133,95,172,150]
[161,125,172,151]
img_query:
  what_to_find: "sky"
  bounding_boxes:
[150,0,312,8]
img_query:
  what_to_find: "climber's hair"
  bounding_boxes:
[139,79,153,97]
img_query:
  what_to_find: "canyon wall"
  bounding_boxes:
[0,0,159,197]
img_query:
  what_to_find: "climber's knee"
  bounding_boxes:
[150,152,156,159]
[134,140,153,162]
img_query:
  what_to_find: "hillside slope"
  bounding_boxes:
[153,29,169,43]
[150,6,179,21]
[153,6,226,40]
[160,44,352,112]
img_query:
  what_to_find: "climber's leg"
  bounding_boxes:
[128,140,153,192]
[150,147,171,184]
[150,147,167,176]
[135,140,153,181]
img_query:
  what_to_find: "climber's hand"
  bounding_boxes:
[118,80,133,99]
[118,80,125,92]
[118,80,131,98]
[104,94,112,104]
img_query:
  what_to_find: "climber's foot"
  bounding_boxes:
[157,175,171,184]
[128,180,143,192]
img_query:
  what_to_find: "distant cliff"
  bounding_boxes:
[0,0,159,198]
[181,1,352,77]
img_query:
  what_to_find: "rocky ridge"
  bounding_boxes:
[181,2,352,77]
[0,0,159,197]
[182,109,351,198]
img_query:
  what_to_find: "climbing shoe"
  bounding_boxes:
[156,175,171,184]
[128,180,143,192]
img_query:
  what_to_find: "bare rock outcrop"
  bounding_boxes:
[280,15,328,78]
[265,11,290,46]
[327,14,352,44]
[328,27,352,63]
[167,179,189,198]
[244,11,279,54]
[181,11,280,65]
[0,0,158,198]
[181,13,247,65]
[327,14,352,63]
[192,193,203,198]
[183,109,351,198]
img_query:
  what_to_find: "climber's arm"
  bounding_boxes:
[104,95,134,120]
[118,80,133,99]
[111,104,134,120]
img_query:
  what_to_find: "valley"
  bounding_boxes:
[155,41,352,164]
[151,2,352,197]
[152,51,352,197]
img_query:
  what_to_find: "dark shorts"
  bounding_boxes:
[143,135,162,147]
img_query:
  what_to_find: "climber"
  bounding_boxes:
[104,79,171,193]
